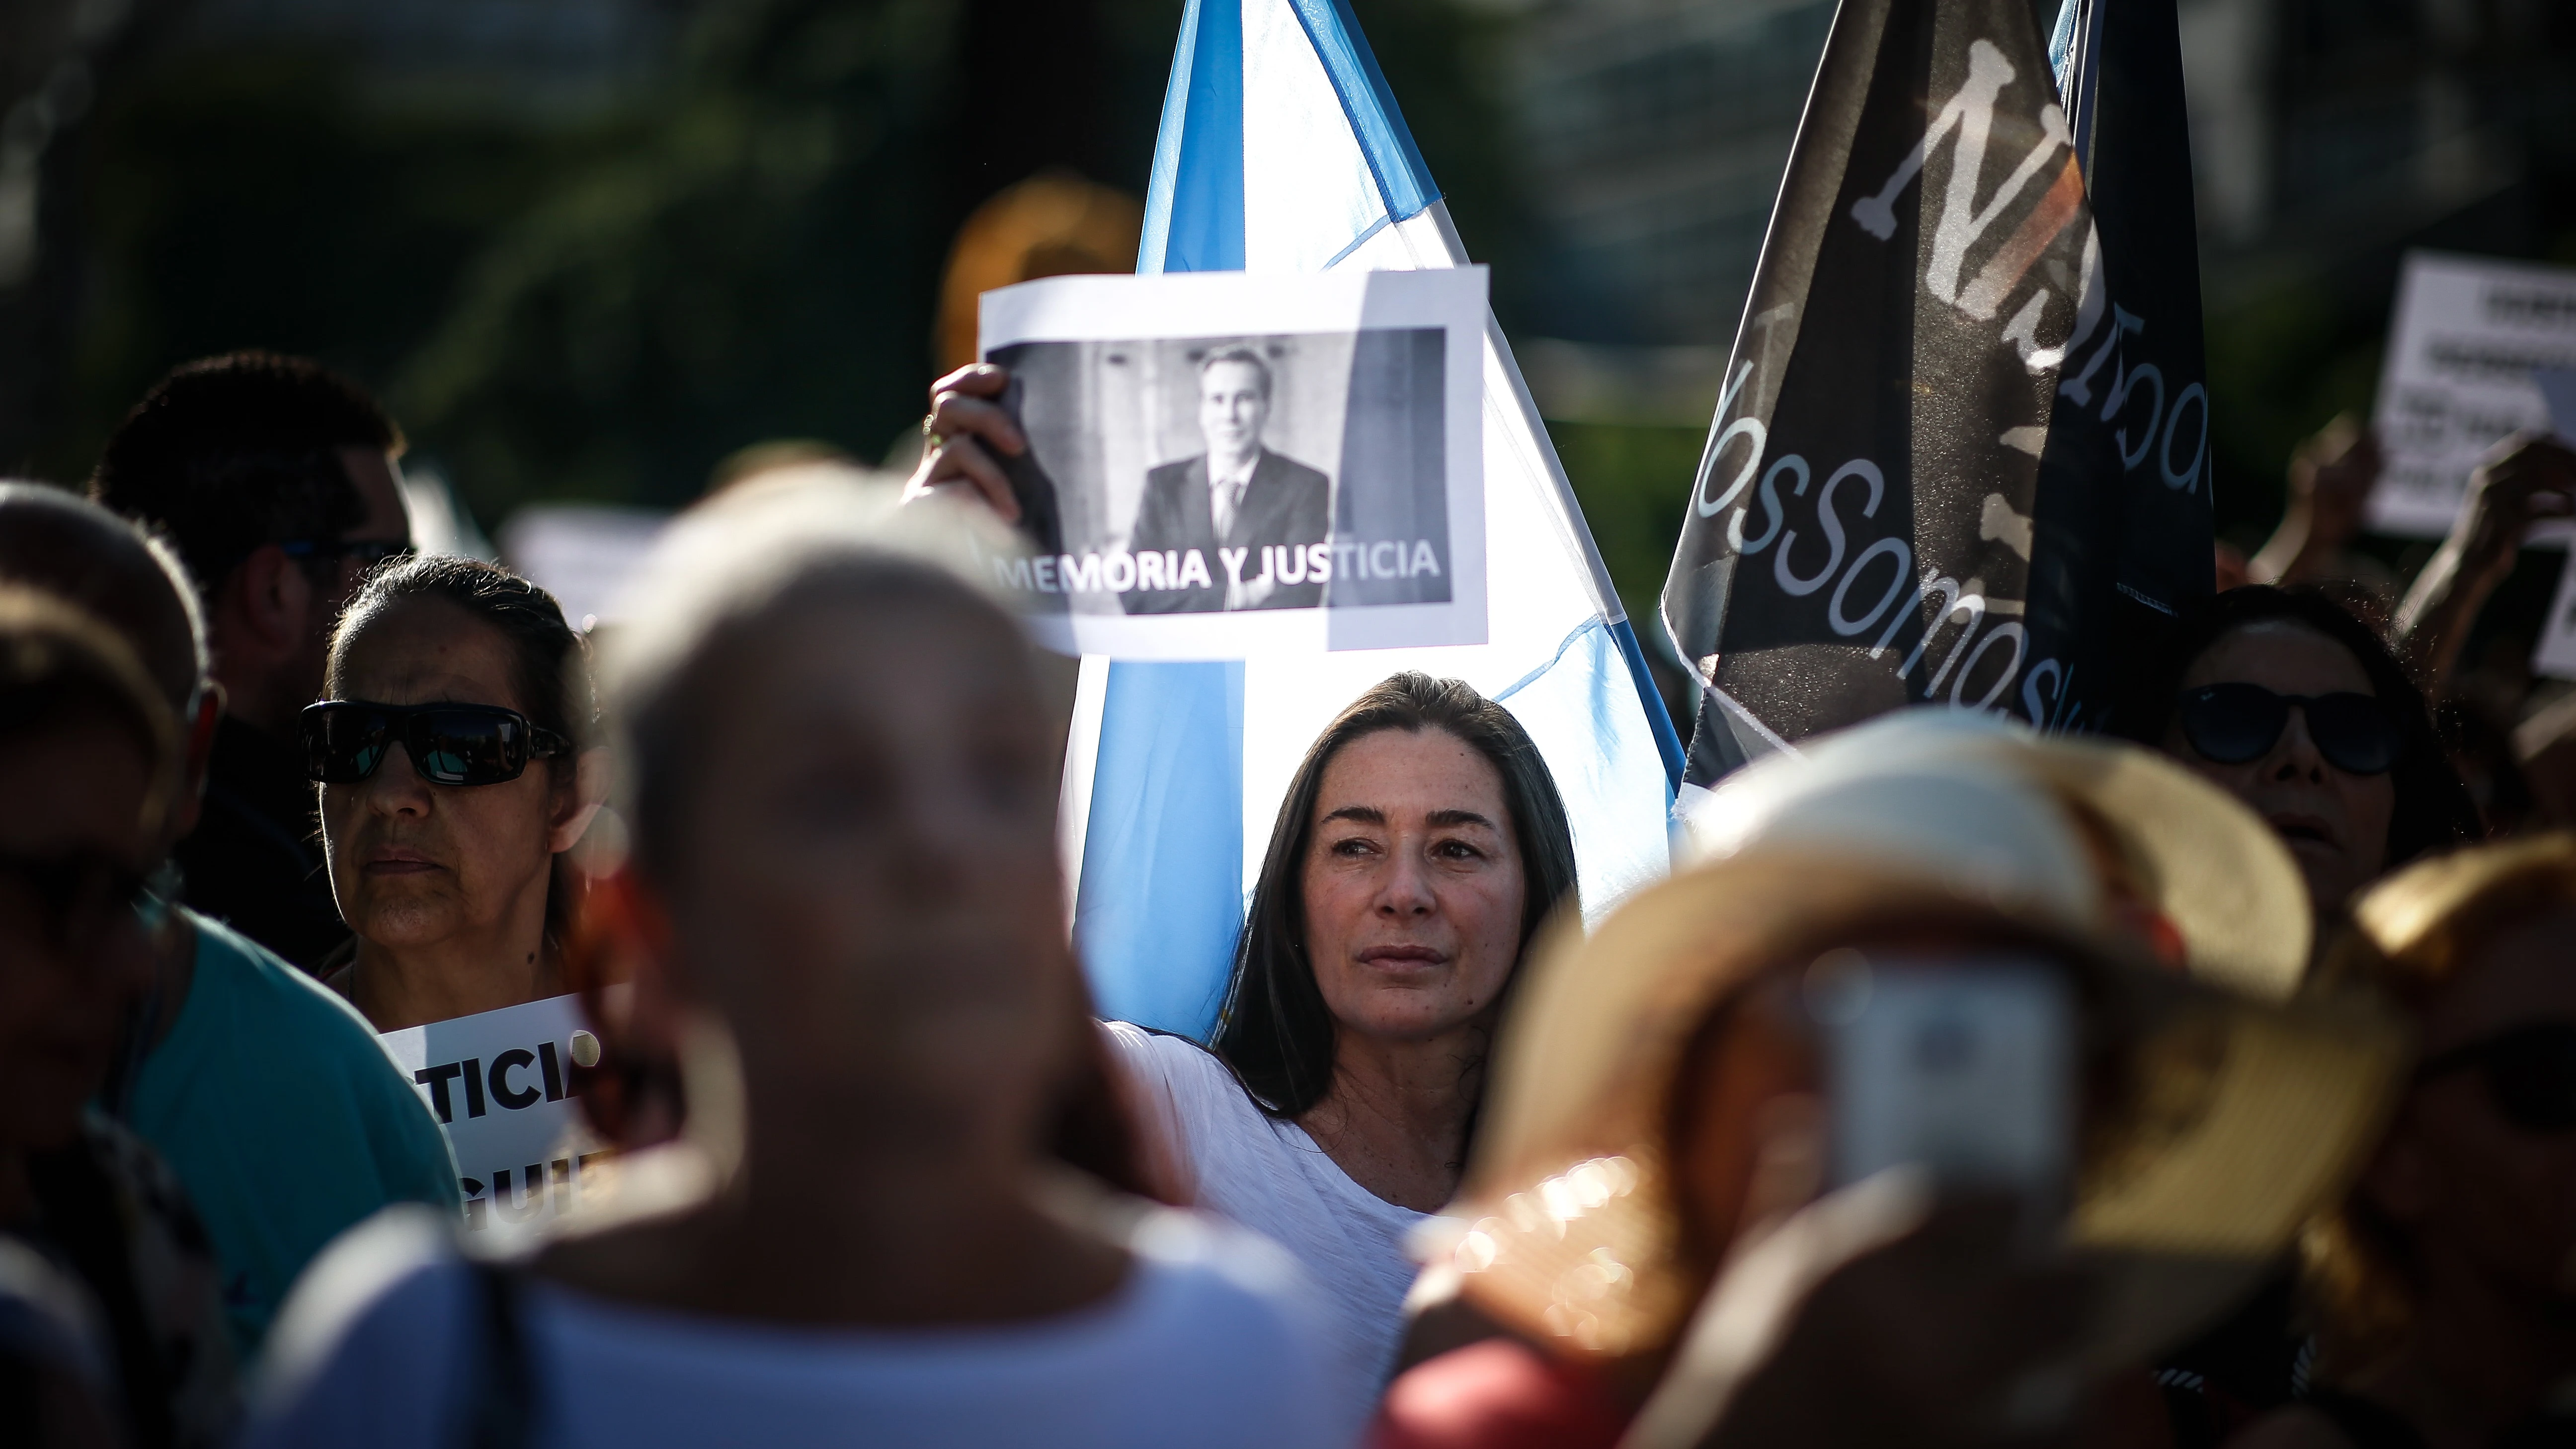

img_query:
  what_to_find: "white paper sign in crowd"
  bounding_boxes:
[2372,250,2576,540]
[976,267,1489,660]
[379,993,609,1234]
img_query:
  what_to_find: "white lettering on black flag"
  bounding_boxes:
[1660,0,2212,780]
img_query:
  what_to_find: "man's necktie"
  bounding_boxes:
[1212,475,1246,541]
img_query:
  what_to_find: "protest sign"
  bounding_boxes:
[500,503,670,630]
[977,267,1488,659]
[379,993,609,1234]
[2371,252,2576,541]
[1660,0,2212,781]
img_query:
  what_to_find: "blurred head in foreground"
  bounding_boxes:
[1676,707,2316,999]
[0,587,174,1157]
[2287,835,2576,1434]
[312,556,602,1030]
[1384,720,2405,1449]
[590,476,1144,1194]
[0,483,211,848]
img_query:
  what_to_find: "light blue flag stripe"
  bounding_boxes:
[1283,0,1438,220]
[1610,618,1688,783]
[1075,659,1246,1031]
[1075,0,1251,1039]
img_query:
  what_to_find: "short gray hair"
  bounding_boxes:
[0,480,209,710]
[600,471,1026,880]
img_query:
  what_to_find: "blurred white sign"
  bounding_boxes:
[380,994,609,1236]
[397,463,497,562]
[2371,251,2576,540]
[501,504,669,629]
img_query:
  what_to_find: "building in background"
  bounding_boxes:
[1505,0,2576,433]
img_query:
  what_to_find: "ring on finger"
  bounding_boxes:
[921,413,946,449]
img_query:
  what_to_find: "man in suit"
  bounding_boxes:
[1123,347,1331,613]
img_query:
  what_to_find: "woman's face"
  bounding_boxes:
[1299,727,1527,1047]
[2370,904,2576,1311]
[0,718,155,1152]
[2164,619,2397,914]
[662,596,1073,1148]
[322,596,582,955]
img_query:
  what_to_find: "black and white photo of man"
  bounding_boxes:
[1121,346,1331,613]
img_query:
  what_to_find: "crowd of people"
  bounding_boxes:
[0,348,2570,1449]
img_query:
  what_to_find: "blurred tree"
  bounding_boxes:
[32,0,1538,526]
[393,0,1182,516]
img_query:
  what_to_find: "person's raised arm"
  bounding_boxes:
[2393,432,2576,691]
[2250,419,2378,587]
[901,363,1030,525]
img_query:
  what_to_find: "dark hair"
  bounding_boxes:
[88,352,402,596]
[2114,585,2478,868]
[331,555,592,752]
[1210,672,1579,1117]
[1198,345,1274,401]
[331,556,593,943]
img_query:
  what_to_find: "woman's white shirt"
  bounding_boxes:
[244,1204,1339,1449]
[1102,1022,1427,1432]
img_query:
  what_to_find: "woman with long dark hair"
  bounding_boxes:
[1105,672,1579,1431]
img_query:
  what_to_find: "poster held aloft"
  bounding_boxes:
[1660,0,2213,787]
[2371,251,2576,542]
[379,993,609,1236]
[976,267,1489,660]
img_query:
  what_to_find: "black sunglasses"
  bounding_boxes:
[2175,682,2404,775]
[301,701,571,788]
[2419,1021,2576,1134]
[0,849,163,954]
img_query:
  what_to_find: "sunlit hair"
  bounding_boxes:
[1210,672,1579,1118]
[331,554,594,757]
[598,473,1017,882]
[0,586,179,833]
[2301,833,2576,1365]
[0,482,208,710]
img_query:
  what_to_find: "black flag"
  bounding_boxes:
[1659,0,2212,784]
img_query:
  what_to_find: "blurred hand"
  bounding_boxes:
[2452,432,2576,594]
[1630,1172,2096,1449]
[2299,425,2381,547]
[901,363,1028,524]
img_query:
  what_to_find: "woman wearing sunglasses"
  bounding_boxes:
[2234,835,2576,1449]
[305,556,604,1032]
[2120,587,2476,936]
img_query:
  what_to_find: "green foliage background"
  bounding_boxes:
[42,0,2570,634]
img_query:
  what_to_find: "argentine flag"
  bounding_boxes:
[1064,0,1683,1038]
